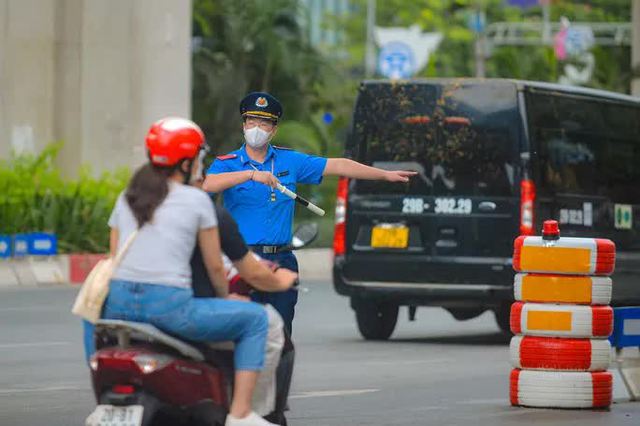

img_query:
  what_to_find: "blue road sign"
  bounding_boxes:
[564,26,594,57]
[13,233,58,256]
[610,307,640,349]
[467,11,486,33]
[378,41,415,79]
[506,0,539,8]
[0,235,11,258]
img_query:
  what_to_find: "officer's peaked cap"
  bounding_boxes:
[239,92,283,122]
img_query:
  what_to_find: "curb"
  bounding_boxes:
[0,248,333,287]
[0,254,106,287]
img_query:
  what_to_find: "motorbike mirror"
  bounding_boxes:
[291,222,319,249]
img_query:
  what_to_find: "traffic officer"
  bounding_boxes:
[204,91,415,333]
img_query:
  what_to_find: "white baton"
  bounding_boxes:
[275,183,325,216]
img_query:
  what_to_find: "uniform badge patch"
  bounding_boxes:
[256,97,269,108]
[216,154,238,161]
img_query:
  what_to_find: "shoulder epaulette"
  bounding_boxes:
[272,145,293,151]
[216,154,238,160]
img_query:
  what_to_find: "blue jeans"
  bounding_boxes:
[83,280,268,371]
[251,251,298,334]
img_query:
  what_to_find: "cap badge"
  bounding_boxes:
[256,97,269,108]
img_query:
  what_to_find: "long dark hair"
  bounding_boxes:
[125,163,175,227]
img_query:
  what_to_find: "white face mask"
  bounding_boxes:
[244,126,272,149]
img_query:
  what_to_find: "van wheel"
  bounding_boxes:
[494,303,512,335]
[447,308,486,321]
[352,298,399,341]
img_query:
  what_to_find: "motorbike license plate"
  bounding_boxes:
[371,224,409,249]
[85,405,144,426]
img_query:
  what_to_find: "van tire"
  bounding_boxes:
[447,308,486,321]
[352,298,398,341]
[494,303,512,335]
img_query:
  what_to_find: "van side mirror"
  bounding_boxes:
[291,222,319,249]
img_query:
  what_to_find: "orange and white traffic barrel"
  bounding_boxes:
[514,273,612,305]
[510,302,613,338]
[510,369,612,408]
[513,223,615,275]
[510,336,610,371]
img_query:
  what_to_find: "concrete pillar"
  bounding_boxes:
[69,0,192,175]
[0,0,192,176]
[53,0,84,174]
[0,0,57,158]
[130,0,193,167]
[632,0,640,96]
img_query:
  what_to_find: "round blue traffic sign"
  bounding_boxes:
[378,41,415,79]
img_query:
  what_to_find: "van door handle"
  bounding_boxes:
[478,201,497,211]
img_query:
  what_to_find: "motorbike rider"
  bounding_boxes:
[101,117,294,426]
[189,154,292,418]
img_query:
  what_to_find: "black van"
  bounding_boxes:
[332,79,640,340]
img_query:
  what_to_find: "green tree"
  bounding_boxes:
[192,0,329,155]
[339,0,632,92]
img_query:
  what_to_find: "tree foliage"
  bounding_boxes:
[341,0,631,92]
[0,144,129,253]
[192,0,331,156]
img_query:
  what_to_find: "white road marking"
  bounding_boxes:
[0,384,88,395]
[361,358,449,366]
[290,389,379,399]
[0,306,61,312]
[0,341,71,350]
[458,398,509,405]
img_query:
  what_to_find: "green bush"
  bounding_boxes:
[0,144,129,253]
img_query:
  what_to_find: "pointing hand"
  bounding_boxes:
[384,170,418,183]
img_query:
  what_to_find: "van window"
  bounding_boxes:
[527,93,640,203]
[353,83,519,196]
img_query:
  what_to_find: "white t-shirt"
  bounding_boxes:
[108,183,217,288]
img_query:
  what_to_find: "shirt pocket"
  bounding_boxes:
[232,180,268,207]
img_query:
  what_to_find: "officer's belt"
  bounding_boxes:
[249,245,289,254]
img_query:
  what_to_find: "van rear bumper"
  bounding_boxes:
[333,252,640,307]
[332,255,513,308]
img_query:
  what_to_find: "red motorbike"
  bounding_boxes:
[84,223,317,426]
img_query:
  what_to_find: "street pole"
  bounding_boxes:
[632,0,640,95]
[474,8,486,78]
[365,0,376,78]
[542,0,551,44]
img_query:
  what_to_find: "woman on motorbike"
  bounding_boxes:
[102,117,294,426]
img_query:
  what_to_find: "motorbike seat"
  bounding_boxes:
[95,320,235,362]
[95,319,205,362]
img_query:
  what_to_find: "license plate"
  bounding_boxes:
[434,198,472,215]
[85,405,144,426]
[371,224,409,248]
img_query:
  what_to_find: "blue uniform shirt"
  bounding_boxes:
[207,144,327,245]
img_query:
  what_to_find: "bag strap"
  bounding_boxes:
[112,229,139,267]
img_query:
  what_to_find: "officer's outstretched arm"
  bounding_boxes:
[323,158,417,182]
[233,254,297,292]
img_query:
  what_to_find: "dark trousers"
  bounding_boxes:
[250,250,299,335]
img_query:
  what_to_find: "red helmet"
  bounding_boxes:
[145,117,205,166]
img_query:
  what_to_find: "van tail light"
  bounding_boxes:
[333,177,349,257]
[520,179,536,235]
